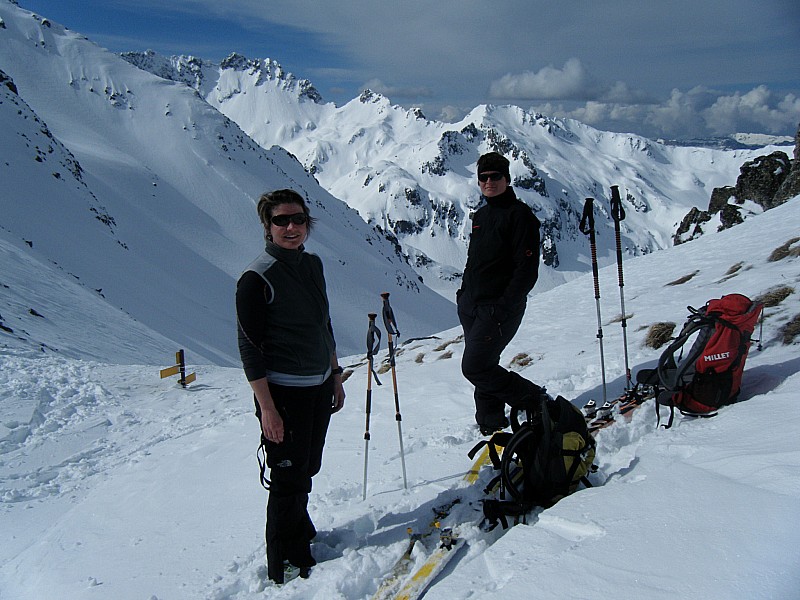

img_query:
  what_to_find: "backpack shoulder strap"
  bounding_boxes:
[657,307,712,391]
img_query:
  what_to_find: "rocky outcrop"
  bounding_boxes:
[674,207,712,244]
[675,124,799,244]
[736,151,791,209]
[708,185,736,213]
[421,129,474,176]
[774,126,800,204]
[0,68,17,94]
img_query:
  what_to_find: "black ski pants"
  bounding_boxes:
[256,376,334,583]
[458,301,541,428]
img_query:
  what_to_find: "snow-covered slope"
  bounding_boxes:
[122,51,787,294]
[0,2,456,363]
[1,173,798,600]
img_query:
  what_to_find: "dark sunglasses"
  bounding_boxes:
[270,212,308,227]
[478,172,505,182]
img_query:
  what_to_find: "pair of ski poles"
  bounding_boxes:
[363,292,408,500]
[579,185,631,407]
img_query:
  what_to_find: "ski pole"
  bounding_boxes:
[610,185,632,390]
[579,197,608,406]
[363,313,382,500]
[381,292,408,491]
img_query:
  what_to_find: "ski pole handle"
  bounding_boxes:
[610,186,625,288]
[610,185,625,223]
[580,198,600,300]
[579,197,595,236]
[366,313,381,358]
[380,292,400,337]
[366,313,382,386]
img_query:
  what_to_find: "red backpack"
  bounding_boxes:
[656,294,763,427]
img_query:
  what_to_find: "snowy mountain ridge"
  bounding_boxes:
[120,50,325,106]
[121,50,788,294]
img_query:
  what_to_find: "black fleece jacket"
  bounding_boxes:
[459,187,541,311]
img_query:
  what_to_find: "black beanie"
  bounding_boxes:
[476,152,510,179]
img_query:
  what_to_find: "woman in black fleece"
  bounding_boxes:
[236,189,345,584]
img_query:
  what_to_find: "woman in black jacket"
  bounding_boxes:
[236,189,345,584]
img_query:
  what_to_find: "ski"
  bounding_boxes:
[371,499,461,600]
[389,485,529,600]
[464,441,493,484]
[372,443,499,600]
[370,533,424,600]
[583,395,623,426]
[370,443,499,600]
[391,525,468,600]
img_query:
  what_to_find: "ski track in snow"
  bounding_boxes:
[1,357,238,507]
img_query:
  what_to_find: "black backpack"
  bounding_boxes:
[471,396,596,529]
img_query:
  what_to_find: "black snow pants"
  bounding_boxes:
[255,376,333,583]
[458,300,542,428]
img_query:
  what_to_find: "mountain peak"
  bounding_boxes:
[120,51,324,104]
[358,88,388,104]
[219,53,323,103]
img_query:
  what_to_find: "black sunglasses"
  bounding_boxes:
[478,172,505,182]
[270,212,308,227]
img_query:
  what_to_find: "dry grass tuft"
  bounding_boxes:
[754,285,794,308]
[645,322,676,349]
[434,335,463,352]
[768,237,800,262]
[509,353,532,368]
[665,271,699,286]
[725,262,745,276]
[782,314,800,345]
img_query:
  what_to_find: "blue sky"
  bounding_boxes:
[17,0,800,140]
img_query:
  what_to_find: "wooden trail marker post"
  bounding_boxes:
[159,349,196,387]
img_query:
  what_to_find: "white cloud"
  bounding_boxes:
[533,85,800,139]
[489,58,594,101]
[437,105,469,123]
[362,78,433,100]
[489,59,655,105]
[703,86,800,135]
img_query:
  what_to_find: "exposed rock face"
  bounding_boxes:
[675,123,799,245]
[674,207,712,244]
[0,68,16,94]
[708,186,736,214]
[735,151,791,209]
[774,125,800,204]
